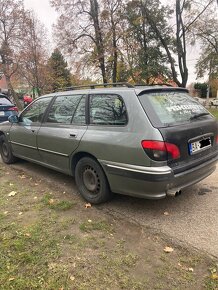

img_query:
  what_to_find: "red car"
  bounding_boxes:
[23,95,33,107]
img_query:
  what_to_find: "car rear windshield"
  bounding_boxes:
[0,96,12,106]
[138,90,212,127]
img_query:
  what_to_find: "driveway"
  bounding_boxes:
[2,159,218,257]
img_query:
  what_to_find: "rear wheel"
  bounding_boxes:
[75,157,112,204]
[0,135,17,164]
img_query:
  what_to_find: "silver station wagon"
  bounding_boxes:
[0,83,217,204]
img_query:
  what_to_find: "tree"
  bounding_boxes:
[0,0,26,108]
[51,0,108,83]
[123,0,171,83]
[194,4,218,80]
[47,49,71,92]
[138,0,215,87]
[18,12,50,97]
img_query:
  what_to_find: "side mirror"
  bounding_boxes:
[8,115,19,123]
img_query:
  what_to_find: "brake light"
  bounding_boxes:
[141,140,180,161]
[8,106,18,112]
[216,135,218,144]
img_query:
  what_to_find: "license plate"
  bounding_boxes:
[0,111,4,116]
[189,137,211,154]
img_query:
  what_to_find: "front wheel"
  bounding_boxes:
[0,135,17,164]
[75,157,112,204]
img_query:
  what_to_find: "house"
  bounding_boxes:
[0,74,8,94]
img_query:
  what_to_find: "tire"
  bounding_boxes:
[75,157,112,204]
[0,135,17,164]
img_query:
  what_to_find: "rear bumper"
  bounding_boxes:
[100,156,218,199]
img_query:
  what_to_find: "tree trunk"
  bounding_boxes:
[90,0,107,83]
[4,74,22,110]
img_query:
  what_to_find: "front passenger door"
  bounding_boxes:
[9,97,53,161]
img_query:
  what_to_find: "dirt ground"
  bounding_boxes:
[0,162,217,290]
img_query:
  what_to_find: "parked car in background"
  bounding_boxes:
[193,97,206,106]
[211,99,218,106]
[0,83,217,204]
[0,94,18,123]
[23,95,33,107]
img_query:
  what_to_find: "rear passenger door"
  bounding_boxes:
[37,94,87,174]
[79,93,129,162]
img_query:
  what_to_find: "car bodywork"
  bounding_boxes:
[0,86,217,201]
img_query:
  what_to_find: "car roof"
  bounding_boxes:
[40,85,189,99]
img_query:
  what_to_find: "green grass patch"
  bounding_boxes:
[79,220,113,233]
[41,193,76,211]
[208,108,218,119]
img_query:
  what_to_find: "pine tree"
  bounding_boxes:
[47,49,71,92]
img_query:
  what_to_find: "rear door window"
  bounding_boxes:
[138,91,212,127]
[89,94,127,125]
[46,94,83,124]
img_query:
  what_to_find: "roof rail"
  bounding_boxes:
[134,83,173,87]
[58,82,134,91]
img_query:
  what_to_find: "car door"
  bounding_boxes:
[37,94,87,174]
[9,96,53,161]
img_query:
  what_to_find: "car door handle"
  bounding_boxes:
[69,133,77,138]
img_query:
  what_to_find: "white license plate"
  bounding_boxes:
[0,111,5,116]
[189,137,211,154]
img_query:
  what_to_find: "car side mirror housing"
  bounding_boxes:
[8,115,19,123]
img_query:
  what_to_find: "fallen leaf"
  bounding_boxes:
[188,267,194,272]
[88,219,92,223]
[18,212,23,215]
[48,262,57,270]
[210,268,217,274]
[8,277,15,281]
[164,211,169,216]
[35,183,39,186]
[70,276,75,281]
[49,199,54,204]
[85,203,92,208]
[19,175,26,179]
[8,191,17,197]
[25,233,31,237]
[164,246,174,253]
[211,273,218,280]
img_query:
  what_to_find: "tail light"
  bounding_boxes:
[141,140,180,161]
[8,106,18,112]
[216,135,218,145]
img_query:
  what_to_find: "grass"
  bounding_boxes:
[208,108,218,119]
[0,162,217,289]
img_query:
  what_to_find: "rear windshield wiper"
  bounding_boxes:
[190,112,210,120]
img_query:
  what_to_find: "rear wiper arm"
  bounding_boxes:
[190,112,210,120]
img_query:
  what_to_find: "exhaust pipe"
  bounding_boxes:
[166,189,182,197]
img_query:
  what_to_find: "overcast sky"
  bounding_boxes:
[24,0,57,35]
[23,0,199,84]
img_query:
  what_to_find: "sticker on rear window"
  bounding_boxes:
[166,104,201,112]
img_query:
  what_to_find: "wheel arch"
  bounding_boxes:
[71,151,100,177]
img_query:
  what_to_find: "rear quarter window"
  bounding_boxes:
[138,91,212,127]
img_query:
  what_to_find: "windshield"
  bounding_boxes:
[138,91,212,127]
